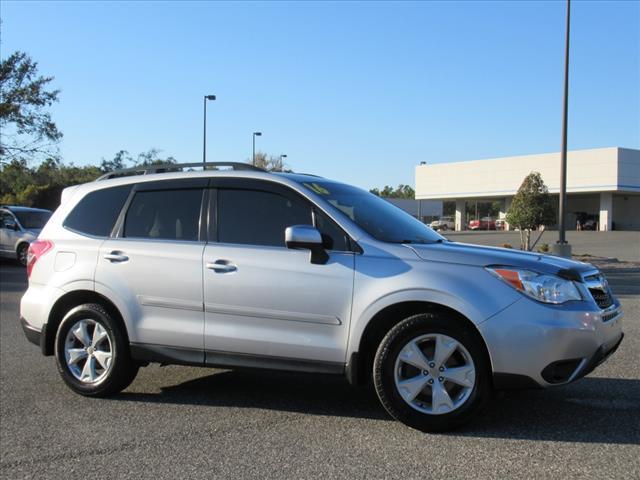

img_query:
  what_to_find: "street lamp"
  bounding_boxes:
[554,0,572,258]
[202,95,216,167]
[278,154,288,172]
[252,132,262,166]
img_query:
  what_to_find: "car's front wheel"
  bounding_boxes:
[373,313,490,432]
[54,303,138,396]
[17,243,28,266]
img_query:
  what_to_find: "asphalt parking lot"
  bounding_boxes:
[1,258,639,479]
[445,230,640,263]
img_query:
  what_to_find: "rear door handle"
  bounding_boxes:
[104,252,129,263]
[206,260,237,273]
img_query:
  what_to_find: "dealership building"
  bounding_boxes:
[415,147,640,231]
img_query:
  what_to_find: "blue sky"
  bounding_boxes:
[2,0,638,189]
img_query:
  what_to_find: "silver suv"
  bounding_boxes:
[1,206,52,265]
[20,163,624,431]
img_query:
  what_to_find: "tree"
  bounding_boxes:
[0,157,100,209]
[0,51,62,162]
[100,150,132,173]
[99,148,177,173]
[369,184,415,199]
[252,151,290,172]
[506,172,555,250]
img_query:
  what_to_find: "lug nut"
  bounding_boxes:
[422,370,429,376]
[439,367,444,372]
[429,362,435,368]
[438,376,444,382]
[428,379,434,384]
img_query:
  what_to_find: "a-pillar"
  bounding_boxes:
[599,192,613,231]
[455,199,466,231]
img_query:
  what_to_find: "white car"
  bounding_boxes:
[0,206,53,265]
[430,216,454,231]
[19,162,623,432]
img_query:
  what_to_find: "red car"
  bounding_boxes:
[468,217,496,230]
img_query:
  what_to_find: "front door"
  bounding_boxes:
[203,180,355,366]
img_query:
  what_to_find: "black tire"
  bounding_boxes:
[441,225,448,231]
[54,303,138,396]
[373,313,490,432]
[17,243,29,266]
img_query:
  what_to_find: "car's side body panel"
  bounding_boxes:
[203,242,355,363]
[95,238,206,350]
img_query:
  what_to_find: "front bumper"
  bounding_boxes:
[480,297,624,388]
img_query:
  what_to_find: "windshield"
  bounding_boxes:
[14,210,52,229]
[301,181,445,244]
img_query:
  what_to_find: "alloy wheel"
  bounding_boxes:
[393,333,476,415]
[64,319,113,384]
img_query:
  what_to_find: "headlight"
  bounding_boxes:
[486,267,582,304]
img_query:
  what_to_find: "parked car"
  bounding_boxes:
[20,162,623,432]
[0,206,53,265]
[575,212,598,231]
[468,217,496,230]
[429,216,455,231]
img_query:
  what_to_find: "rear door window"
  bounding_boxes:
[123,189,204,241]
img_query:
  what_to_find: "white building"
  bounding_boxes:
[415,147,640,231]
[387,198,442,222]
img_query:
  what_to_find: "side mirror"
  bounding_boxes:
[285,225,329,265]
[3,219,18,230]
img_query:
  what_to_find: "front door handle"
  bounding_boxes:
[104,252,129,263]
[206,260,237,273]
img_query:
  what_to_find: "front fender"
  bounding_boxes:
[347,256,521,359]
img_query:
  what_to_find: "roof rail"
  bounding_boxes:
[96,162,266,181]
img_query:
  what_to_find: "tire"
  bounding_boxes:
[441,225,448,231]
[54,303,139,396]
[373,313,490,432]
[17,243,29,266]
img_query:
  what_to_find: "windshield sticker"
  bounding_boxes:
[304,183,330,196]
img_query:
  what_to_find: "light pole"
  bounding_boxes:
[202,95,216,167]
[252,132,262,166]
[554,0,572,258]
[280,154,287,169]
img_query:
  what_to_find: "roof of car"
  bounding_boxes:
[1,206,52,213]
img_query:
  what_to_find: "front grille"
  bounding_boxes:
[589,287,614,309]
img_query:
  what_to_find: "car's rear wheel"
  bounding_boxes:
[373,313,490,432]
[54,303,138,396]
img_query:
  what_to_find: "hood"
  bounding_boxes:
[407,241,596,281]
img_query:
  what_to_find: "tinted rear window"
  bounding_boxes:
[64,185,132,237]
[13,210,52,229]
[123,189,203,241]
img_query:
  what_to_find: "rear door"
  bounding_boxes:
[95,179,208,353]
[202,179,355,367]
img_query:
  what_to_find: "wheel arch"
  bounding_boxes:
[43,290,128,356]
[346,300,492,386]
